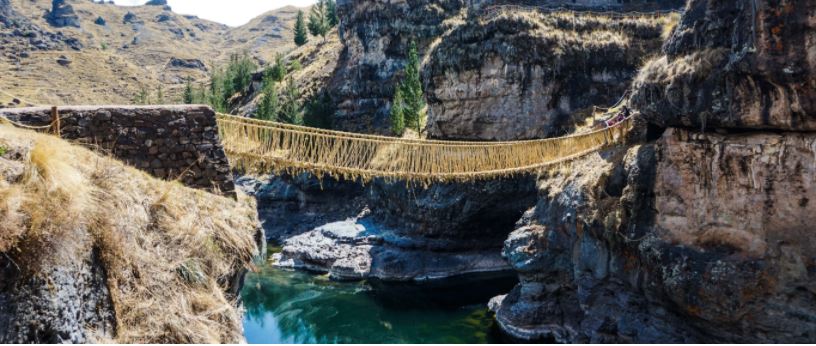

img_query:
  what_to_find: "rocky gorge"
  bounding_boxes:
[247,0,816,343]
[489,0,816,342]
[260,1,681,283]
[1,0,814,343]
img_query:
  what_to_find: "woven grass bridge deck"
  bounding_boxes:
[217,113,633,184]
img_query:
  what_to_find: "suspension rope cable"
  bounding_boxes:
[216,113,633,184]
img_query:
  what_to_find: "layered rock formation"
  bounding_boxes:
[426,10,674,140]
[492,0,816,342]
[331,0,465,134]
[630,0,816,131]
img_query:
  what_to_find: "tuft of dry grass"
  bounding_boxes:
[0,123,259,343]
[633,48,729,86]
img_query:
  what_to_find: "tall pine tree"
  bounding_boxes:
[390,87,405,136]
[257,76,279,121]
[308,0,330,39]
[400,41,425,134]
[326,0,339,27]
[294,10,308,46]
[279,78,302,125]
[183,78,194,104]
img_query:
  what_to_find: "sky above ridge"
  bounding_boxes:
[111,0,316,27]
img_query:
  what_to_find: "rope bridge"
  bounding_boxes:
[216,113,633,184]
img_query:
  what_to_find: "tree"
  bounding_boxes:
[308,0,330,38]
[399,40,426,134]
[326,0,339,27]
[266,54,286,82]
[225,53,256,99]
[256,76,279,121]
[156,85,164,104]
[390,87,405,136]
[183,78,194,104]
[294,10,308,46]
[304,91,334,129]
[133,86,150,105]
[279,78,302,125]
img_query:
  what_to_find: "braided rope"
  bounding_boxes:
[480,4,682,21]
[216,114,633,184]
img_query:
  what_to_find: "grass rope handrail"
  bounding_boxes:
[216,113,633,184]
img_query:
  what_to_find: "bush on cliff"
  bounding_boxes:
[0,121,259,343]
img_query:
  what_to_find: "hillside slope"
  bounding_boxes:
[0,0,299,106]
[0,121,261,343]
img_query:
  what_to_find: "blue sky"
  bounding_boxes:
[112,0,316,27]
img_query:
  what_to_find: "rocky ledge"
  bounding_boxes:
[269,177,536,281]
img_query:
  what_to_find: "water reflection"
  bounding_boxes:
[242,262,517,344]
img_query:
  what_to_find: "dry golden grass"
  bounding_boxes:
[634,47,729,86]
[0,122,259,343]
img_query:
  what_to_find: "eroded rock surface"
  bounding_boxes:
[631,0,816,131]
[331,0,465,134]
[426,10,673,140]
[272,177,537,281]
[494,130,816,342]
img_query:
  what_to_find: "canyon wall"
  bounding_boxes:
[331,0,681,138]
[492,0,816,342]
[0,105,234,195]
[271,1,677,281]
[332,0,465,134]
[425,9,672,140]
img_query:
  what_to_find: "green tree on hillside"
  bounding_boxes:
[156,85,164,104]
[279,78,302,125]
[308,0,330,39]
[225,53,256,99]
[399,41,425,134]
[326,0,339,27]
[390,87,405,136]
[257,75,280,121]
[294,10,308,46]
[266,54,287,82]
[183,78,194,104]
[133,86,150,105]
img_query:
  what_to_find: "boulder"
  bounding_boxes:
[45,0,79,28]
[167,57,207,70]
[123,11,142,24]
[94,16,106,26]
[56,55,71,66]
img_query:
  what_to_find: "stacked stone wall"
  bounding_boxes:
[0,105,234,195]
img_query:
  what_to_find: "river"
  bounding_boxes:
[241,256,517,343]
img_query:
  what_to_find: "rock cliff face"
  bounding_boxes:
[426,10,674,140]
[631,0,816,131]
[330,0,679,137]
[493,0,816,342]
[331,0,465,134]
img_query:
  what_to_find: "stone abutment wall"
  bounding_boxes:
[0,105,234,195]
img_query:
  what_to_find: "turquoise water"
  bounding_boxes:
[241,260,516,344]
